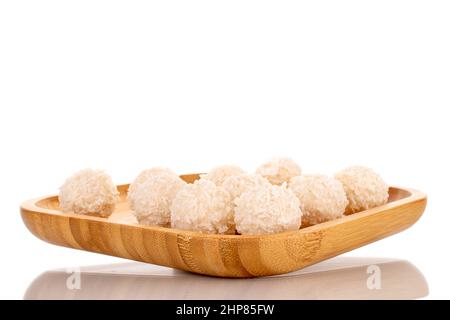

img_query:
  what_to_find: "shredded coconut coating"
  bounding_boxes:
[222,174,271,201]
[170,179,235,234]
[128,167,175,197]
[59,169,119,217]
[256,157,302,185]
[234,184,302,235]
[335,166,389,215]
[200,165,245,186]
[128,169,185,226]
[289,175,348,226]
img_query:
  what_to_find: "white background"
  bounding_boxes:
[0,1,449,299]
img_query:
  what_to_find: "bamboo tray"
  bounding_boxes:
[20,173,427,278]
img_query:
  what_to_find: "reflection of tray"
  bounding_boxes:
[20,173,427,278]
[24,257,428,300]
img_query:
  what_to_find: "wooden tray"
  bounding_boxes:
[20,173,427,278]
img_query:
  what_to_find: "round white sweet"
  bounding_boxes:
[222,173,270,201]
[335,166,389,214]
[170,179,235,234]
[234,184,302,235]
[128,167,175,196]
[128,169,185,226]
[289,175,348,226]
[59,169,119,217]
[256,157,302,185]
[201,165,245,186]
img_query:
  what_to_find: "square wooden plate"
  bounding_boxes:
[20,174,427,278]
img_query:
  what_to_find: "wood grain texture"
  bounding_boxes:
[20,174,427,278]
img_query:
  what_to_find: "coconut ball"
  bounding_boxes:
[335,166,389,215]
[200,165,245,186]
[256,157,302,185]
[127,167,175,196]
[222,173,271,201]
[234,184,302,235]
[128,169,185,227]
[288,175,348,227]
[170,179,234,234]
[59,169,119,217]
